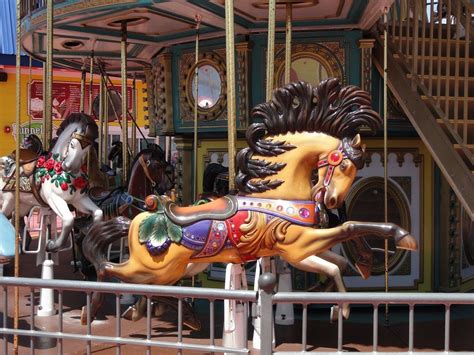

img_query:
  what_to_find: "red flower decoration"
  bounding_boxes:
[44,159,55,171]
[37,156,46,168]
[54,162,63,174]
[60,182,69,191]
[73,176,88,189]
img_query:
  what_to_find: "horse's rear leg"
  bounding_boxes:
[289,255,350,320]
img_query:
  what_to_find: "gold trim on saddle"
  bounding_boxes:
[236,196,317,226]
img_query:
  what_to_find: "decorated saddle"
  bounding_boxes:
[139,194,322,261]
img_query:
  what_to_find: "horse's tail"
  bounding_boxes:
[82,216,131,271]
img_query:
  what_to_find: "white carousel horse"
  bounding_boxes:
[0,113,103,252]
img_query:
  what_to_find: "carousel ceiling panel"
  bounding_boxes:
[213,0,351,23]
[19,0,389,74]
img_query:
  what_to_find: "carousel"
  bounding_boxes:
[0,0,473,353]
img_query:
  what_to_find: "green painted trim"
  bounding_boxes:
[347,0,369,22]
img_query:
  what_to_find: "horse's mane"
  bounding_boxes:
[56,112,99,141]
[236,79,382,193]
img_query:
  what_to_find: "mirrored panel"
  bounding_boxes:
[191,64,222,110]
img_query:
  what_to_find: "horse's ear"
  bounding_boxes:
[351,134,361,148]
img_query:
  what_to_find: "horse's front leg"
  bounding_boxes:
[276,221,416,264]
[72,195,103,223]
[44,193,74,252]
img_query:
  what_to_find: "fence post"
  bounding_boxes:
[258,272,276,355]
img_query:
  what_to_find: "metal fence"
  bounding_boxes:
[1,273,474,354]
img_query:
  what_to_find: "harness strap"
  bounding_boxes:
[138,155,156,187]
[317,143,348,187]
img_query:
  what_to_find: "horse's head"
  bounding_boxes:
[54,113,98,173]
[21,134,43,155]
[138,146,174,195]
[313,134,365,209]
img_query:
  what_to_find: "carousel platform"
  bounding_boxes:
[1,251,474,354]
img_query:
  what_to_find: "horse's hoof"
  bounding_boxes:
[355,258,373,280]
[80,306,88,326]
[46,240,59,253]
[330,305,349,323]
[330,305,338,323]
[122,305,144,322]
[396,232,418,251]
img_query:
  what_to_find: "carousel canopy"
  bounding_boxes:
[0,0,16,55]
[19,0,392,76]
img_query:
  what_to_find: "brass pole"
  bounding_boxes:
[98,70,104,165]
[121,21,129,186]
[14,1,21,352]
[44,0,53,149]
[193,16,201,200]
[131,75,137,157]
[88,54,94,115]
[225,0,237,191]
[284,3,292,84]
[266,0,276,101]
[79,65,86,113]
[28,55,32,129]
[104,86,109,167]
[383,7,389,322]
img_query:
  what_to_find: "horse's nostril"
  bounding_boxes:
[329,197,337,206]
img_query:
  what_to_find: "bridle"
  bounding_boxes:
[317,143,350,187]
[138,154,174,193]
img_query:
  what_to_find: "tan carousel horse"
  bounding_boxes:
[82,79,417,324]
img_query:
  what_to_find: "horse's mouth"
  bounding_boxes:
[314,187,326,203]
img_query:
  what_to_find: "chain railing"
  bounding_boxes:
[388,0,474,165]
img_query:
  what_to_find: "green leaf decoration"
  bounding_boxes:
[149,214,169,246]
[55,181,59,188]
[139,213,159,244]
[166,220,182,243]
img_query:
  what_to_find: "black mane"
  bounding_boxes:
[236,79,381,193]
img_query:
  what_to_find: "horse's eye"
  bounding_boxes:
[146,160,151,166]
[340,160,348,171]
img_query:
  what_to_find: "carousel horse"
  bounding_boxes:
[81,79,417,325]
[0,134,44,246]
[1,113,103,253]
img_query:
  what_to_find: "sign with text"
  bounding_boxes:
[29,80,132,120]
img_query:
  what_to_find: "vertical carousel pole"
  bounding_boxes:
[284,3,292,84]
[43,0,53,149]
[98,70,104,166]
[28,56,32,130]
[275,1,294,327]
[225,0,237,191]
[193,16,201,200]
[104,83,109,166]
[131,75,137,157]
[88,54,94,115]
[80,65,86,113]
[383,7,389,322]
[87,55,94,176]
[223,1,247,353]
[266,0,276,101]
[121,21,129,186]
[13,0,21,352]
[37,0,57,319]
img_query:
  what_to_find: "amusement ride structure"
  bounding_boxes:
[0,0,474,353]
